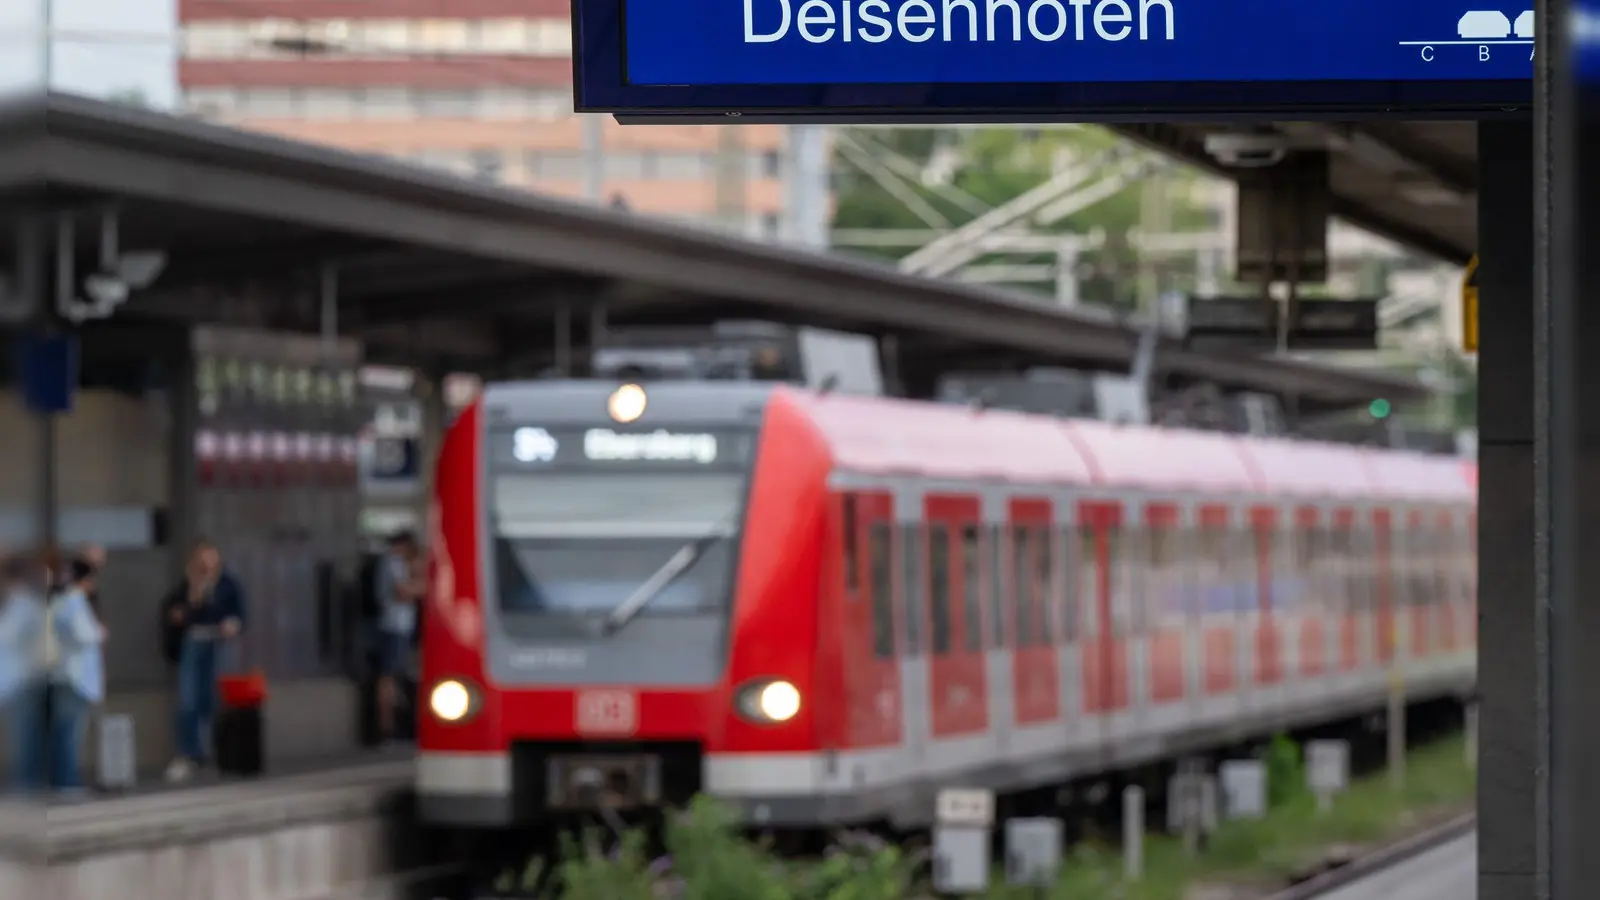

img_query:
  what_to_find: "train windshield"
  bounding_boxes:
[489,472,746,616]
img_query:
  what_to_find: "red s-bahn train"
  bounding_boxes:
[415,379,1477,829]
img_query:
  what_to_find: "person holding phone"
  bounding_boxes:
[161,540,246,783]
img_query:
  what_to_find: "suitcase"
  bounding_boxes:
[97,713,137,791]
[214,705,264,777]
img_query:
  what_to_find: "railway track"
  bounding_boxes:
[1265,814,1477,900]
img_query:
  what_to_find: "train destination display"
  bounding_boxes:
[572,0,1534,116]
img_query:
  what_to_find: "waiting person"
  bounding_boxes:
[0,551,47,793]
[45,555,105,794]
[78,544,106,618]
[375,531,423,743]
[161,540,246,783]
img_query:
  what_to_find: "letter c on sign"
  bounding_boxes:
[1421,45,1434,61]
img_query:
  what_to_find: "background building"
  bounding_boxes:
[177,1,831,243]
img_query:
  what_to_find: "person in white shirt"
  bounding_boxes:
[0,552,47,793]
[375,532,423,743]
[44,556,106,794]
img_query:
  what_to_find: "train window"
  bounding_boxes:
[928,523,953,656]
[1269,526,1290,612]
[1080,528,1100,637]
[868,523,895,659]
[1293,522,1316,575]
[961,525,984,653]
[1012,526,1034,647]
[1034,525,1055,643]
[901,524,924,656]
[842,494,859,593]
[1179,527,1202,617]
[1127,527,1150,633]
[1106,525,1127,636]
[1058,526,1079,642]
[989,525,1007,648]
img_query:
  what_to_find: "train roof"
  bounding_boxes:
[784,388,1474,504]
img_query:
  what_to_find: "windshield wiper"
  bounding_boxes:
[600,530,724,636]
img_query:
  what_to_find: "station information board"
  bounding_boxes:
[573,0,1534,118]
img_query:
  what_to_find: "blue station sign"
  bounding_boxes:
[573,0,1534,118]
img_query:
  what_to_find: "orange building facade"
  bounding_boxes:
[178,0,809,239]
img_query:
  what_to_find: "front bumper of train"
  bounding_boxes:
[415,747,860,828]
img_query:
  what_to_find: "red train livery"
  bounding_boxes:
[415,380,1476,828]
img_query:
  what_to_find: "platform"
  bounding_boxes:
[8,755,440,900]
[1321,833,1476,900]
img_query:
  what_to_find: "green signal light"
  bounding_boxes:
[1368,398,1392,419]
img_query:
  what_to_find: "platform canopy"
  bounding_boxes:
[0,92,1428,410]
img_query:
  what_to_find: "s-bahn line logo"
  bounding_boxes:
[583,428,719,464]
[512,426,560,463]
[576,689,639,736]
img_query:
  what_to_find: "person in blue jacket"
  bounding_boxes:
[0,551,48,793]
[161,540,246,783]
[45,555,106,794]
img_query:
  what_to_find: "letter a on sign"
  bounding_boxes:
[1461,254,1479,354]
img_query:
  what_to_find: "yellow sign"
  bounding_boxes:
[1462,253,1479,353]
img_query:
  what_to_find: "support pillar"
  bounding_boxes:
[167,330,199,578]
[1474,120,1537,900]
[1545,16,1600,896]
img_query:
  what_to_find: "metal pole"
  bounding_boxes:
[35,215,74,548]
[581,116,605,203]
[1387,672,1407,790]
[554,303,572,376]
[41,0,52,91]
[319,264,338,356]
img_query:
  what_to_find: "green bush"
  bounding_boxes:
[488,734,1472,900]
[1263,733,1305,810]
[498,796,920,900]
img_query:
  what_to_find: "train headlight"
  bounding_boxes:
[608,384,647,423]
[429,679,477,723]
[735,679,802,724]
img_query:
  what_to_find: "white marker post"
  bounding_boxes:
[1123,785,1144,881]
[1306,740,1351,815]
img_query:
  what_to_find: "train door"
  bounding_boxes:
[1434,511,1459,656]
[1196,505,1237,710]
[1143,503,1188,717]
[895,488,931,777]
[1294,506,1329,680]
[1056,500,1089,750]
[1372,507,1398,668]
[1080,500,1128,726]
[925,494,989,750]
[1250,506,1285,690]
[982,507,1016,762]
[1407,510,1432,662]
[842,491,903,757]
[1332,509,1362,674]
[1008,497,1062,733]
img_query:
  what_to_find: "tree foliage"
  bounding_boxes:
[830,127,1218,306]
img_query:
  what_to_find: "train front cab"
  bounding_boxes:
[416,381,831,828]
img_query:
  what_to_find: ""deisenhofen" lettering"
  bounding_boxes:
[743,0,1176,44]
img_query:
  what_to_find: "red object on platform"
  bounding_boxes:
[219,671,268,708]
